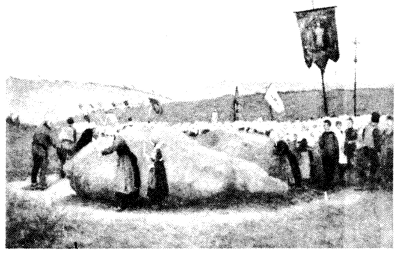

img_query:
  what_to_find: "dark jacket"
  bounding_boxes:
[318,131,339,161]
[275,140,302,187]
[362,123,382,152]
[147,148,169,202]
[32,123,57,156]
[344,127,358,157]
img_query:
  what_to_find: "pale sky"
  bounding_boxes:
[2,0,398,102]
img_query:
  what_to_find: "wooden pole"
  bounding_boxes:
[353,38,359,116]
[269,105,274,121]
[321,68,329,116]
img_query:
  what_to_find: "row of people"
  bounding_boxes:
[277,112,393,191]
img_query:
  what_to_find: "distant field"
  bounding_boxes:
[110,88,393,123]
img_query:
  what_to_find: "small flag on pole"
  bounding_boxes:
[265,84,285,113]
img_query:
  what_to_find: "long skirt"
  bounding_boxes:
[115,155,136,194]
[147,161,169,203]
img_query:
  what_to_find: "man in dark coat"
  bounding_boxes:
[318,119,339,191]
[31,120,58,190]
[344,117,358,185]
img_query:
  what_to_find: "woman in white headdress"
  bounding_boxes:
[101,130,141,211]
[145,135,169,209]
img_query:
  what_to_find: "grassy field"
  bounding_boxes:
[7,183,393,248]
[57,188,391,248]
[5,121,393,248]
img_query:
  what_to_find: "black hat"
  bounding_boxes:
[371,112,380,123]
[67,117,74,125]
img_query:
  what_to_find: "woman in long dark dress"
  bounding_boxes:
[147,146,169,209]
[102,135,141,211]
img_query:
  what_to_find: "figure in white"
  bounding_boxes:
[211,109,219,124]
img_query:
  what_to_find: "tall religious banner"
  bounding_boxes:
[295,6,339,116]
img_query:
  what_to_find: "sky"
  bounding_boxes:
[1,0,398,102]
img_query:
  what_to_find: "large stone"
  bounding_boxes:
[196,130,278,175]
[64,125,288,201]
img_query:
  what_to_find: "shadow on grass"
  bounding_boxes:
[60,184,325,212]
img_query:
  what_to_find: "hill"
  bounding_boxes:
[112,88,393,123]
[5,77,170,125]
[5,76,393,124]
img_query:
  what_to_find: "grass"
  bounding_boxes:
[53,188,392,248]
[6,124,60,182]
[6,191,66,248]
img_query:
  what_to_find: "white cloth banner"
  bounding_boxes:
[265,84,285,113]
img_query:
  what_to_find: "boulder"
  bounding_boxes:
[64,125,288,202]
[196,130,278,175]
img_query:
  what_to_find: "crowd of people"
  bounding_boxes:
[24,109,393,211]
[29,115,169,211]
[273,112,393,191]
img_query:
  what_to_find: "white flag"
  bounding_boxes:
[265,84,285,113]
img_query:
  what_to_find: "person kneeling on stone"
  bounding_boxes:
[102,135,141,211]
[147,141,169,210]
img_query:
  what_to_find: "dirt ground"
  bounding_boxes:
[7,175,393,248]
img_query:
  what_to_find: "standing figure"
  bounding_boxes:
[275,140,303,188]
[335,120,347,186]
[147,142,169,209]
[358,112,382,190]
[344,117,358,185]
[380,115,393,185]
[318,119,339,191]
[102,135,141,211]
[296,138,315,187]
[57,117,77,178]
[31,120,58,190]
[211,109,219,124]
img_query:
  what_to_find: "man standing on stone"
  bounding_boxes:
[318,119,339,191]
[31,119,58,190]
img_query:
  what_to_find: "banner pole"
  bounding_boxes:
[353,38,358,116]
[320,68,329,116]
[269,105,274,121]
